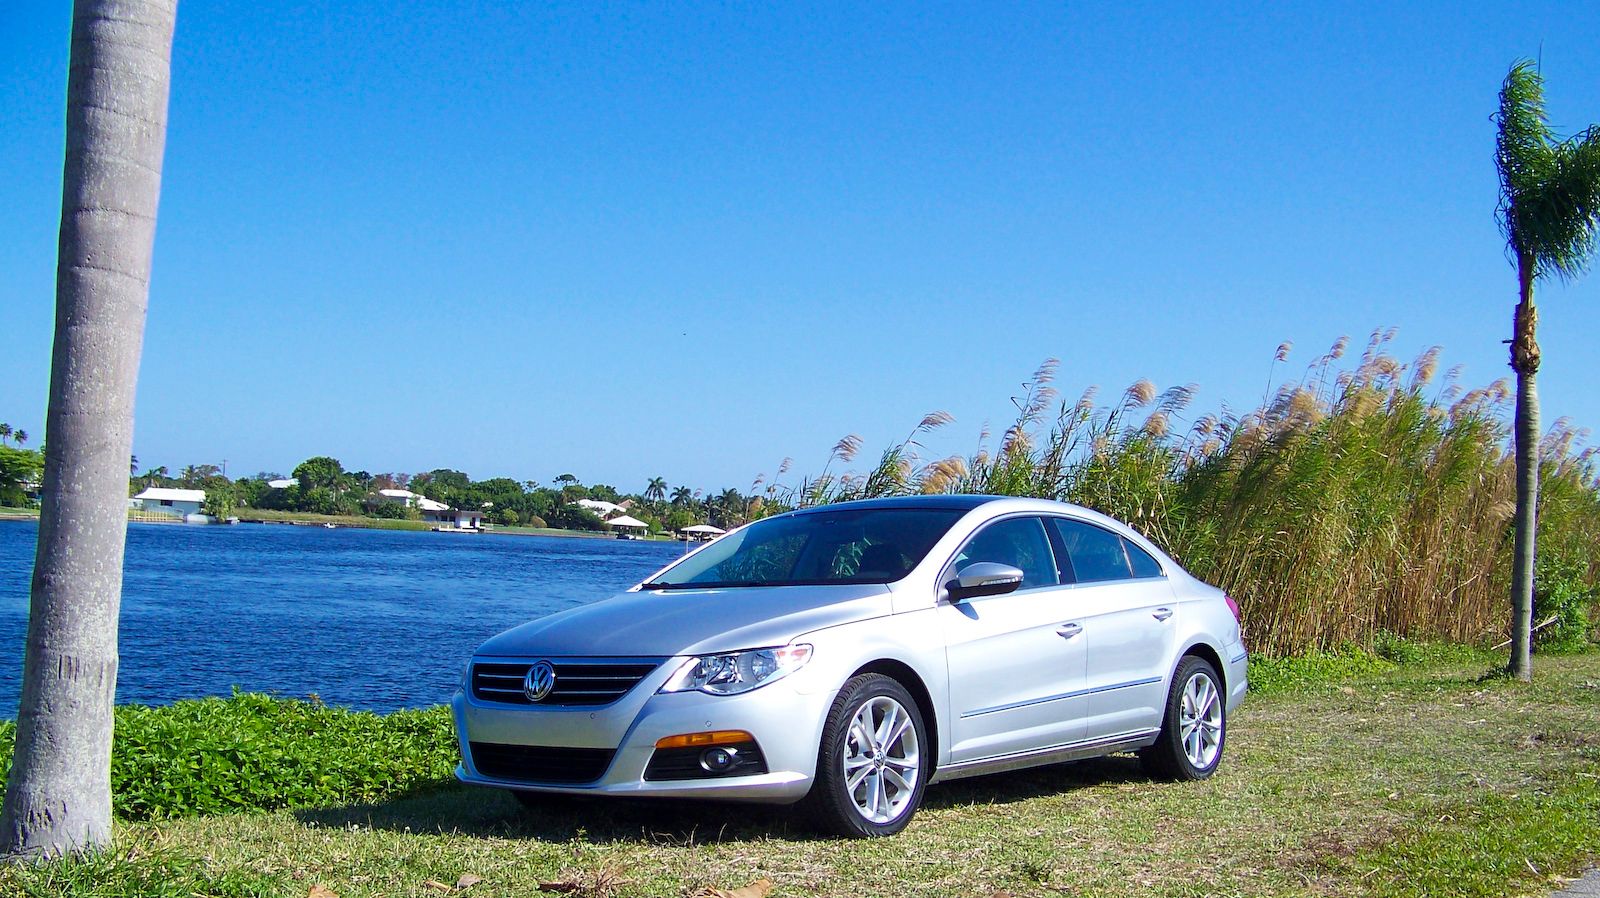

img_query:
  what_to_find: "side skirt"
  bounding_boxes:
[928,729,1160,784]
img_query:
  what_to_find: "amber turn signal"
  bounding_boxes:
[654,730,755,749]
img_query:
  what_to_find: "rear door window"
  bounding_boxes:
[1050,518,1133,583]
[1124,538,1164,578]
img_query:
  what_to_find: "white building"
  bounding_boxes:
[267,478,297,490]
[376,488,422,507]
[419,496,484,531]
[132,487,205,516]
[575,498,625,519]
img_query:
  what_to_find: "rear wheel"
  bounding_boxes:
[803,673,927,837]
[1140,656,1226,780]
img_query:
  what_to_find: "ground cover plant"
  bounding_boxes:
[0,650,1595,897]
[772,332,1600,656]
[0,694,455,821]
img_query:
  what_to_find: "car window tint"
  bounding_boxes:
[1051,518,1132,582]
[1123,538,1163,578]
[706,532,807,583]
[952,517,1058,590]
[658,508,965,587]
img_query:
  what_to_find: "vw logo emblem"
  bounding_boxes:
[523,661,557,702]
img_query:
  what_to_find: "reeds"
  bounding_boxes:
[773,331,1600,656]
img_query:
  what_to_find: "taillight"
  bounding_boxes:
[1224,594,1242,623]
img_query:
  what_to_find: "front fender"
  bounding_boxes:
[789,607,950,768]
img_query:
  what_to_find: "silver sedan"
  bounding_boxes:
[453,495,1247,836]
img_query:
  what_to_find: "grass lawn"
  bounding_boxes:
[5,652,1599,897]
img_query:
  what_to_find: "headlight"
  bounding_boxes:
[658,644,814,696]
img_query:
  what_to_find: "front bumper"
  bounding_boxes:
[452,661,835,803]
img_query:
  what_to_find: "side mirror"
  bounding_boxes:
[946,562,1024,601]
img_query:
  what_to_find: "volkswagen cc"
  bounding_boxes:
[453,495,1247,836]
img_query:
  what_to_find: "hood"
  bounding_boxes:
[475,583,893,658]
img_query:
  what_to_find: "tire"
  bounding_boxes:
[1139,655,1226,781]
[802,673,928,837]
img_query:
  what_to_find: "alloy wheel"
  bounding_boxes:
[1179,670,1223,769]
[841,695,920,824]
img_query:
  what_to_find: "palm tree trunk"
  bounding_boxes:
[0,0,176,858]
[1507,254,1540,682]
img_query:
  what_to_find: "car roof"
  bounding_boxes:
[787,494,1024,515]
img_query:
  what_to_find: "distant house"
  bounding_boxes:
[575,498,624,519]
[133,487,204,516]
[267,478,297,490]
[377,488,422,507]
[419,496,484,531]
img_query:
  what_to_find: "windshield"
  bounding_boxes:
[644,508,965,589]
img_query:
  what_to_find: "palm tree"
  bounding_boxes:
[670,485,693,507]
[14,430,27,447]
[0,424,11,445]
[1493,60,1600,682]
[644,477,667,504]
[0,0,177,858]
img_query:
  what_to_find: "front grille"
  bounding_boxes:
[469,742,616,784]
[471,658,663,706]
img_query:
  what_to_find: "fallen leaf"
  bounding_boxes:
[423,881,453,893]
[456,873,484,890]
[307,887,339,898]
[694,879,775,898]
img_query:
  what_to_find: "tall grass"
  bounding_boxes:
[774,331,1600,656]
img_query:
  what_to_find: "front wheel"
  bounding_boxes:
[1140,656,1226,781]
[803,673,928,837]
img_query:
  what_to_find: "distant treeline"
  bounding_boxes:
[129,460,767,534]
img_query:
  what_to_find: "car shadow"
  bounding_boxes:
[294,754,1150,844]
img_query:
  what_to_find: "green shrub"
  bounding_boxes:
[371,500,408,519]
[0,694,457,820]
[1247,645,1394,695]
[1373,629,1424,664]
[1535,553,1600,654]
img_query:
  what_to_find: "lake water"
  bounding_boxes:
[0,520,683,715]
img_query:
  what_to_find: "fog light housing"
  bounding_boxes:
[644,737,768,781]
[700,747,736,772]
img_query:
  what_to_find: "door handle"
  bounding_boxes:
[1152,608,1174,622]
[1055,623,1083,639]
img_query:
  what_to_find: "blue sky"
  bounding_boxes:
[4,1,1600,493]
